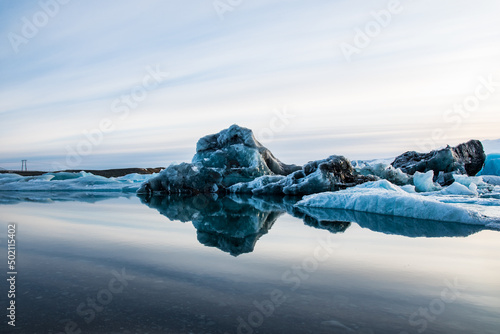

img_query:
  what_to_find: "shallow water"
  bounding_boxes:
[0,193,499,334]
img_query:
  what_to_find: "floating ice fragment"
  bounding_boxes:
[413,171,442,192]
[296,180,500,226]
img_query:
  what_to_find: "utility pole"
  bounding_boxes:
[21,160,27,171]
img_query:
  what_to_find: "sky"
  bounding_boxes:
[0,0,499,171]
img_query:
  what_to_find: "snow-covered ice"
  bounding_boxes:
[352,159,410,185]
[0,172,154,192]
[296,180,500,228]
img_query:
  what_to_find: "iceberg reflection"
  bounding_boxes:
[139,194,283,256]
[296,206,486,238]
[139,194,489,255]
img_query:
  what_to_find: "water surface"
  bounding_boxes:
[0,193,499,334]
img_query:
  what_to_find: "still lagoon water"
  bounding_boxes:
[1,193,499,334]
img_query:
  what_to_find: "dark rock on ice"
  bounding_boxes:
[391,140,486,183]
[230,155,376,195]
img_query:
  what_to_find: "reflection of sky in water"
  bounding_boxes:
[0,196,499,334]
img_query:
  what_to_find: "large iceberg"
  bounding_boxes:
[138,125,379,196]
[138,126,493,198]
[296,180,500,228]
[138,125,301,195]
[229,139,489,196]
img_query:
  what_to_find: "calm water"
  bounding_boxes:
[0,193,499,334]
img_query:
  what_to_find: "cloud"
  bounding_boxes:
[1,0,499,170]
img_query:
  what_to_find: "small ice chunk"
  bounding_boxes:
[413,171,441,192]
[453,175,486,188]
[401,185,416,193]
[439,182,478,196]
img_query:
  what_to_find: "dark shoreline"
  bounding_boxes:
[0,168,164,178]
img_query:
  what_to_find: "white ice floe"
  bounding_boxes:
[437,182,478,196]
[0,172,154,192]
[296,180,500,228]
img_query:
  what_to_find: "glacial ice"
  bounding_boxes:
[227,175,286,194]
[296,180,500,228]
[413,171,442,192]
[437,182,478,196]
[0,172,153,192]
[138,126,492,200]
[138,125,300,195]
[229,155,376,196]
[352,159,411,186]
[2,124,497,231]
[391,140,486,178]
[478,154,500,176]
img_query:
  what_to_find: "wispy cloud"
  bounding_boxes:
[1,0,499,170]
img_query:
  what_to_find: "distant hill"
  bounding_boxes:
[482,139,500,154]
